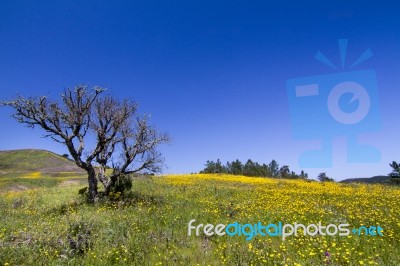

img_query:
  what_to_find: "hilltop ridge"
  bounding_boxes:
[0,149,85,177]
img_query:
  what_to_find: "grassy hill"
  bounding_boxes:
[0,149,86,191]
[1,150,399,264]
[0,174,399,265]
[0,149,84,175]
[340,175,391,184]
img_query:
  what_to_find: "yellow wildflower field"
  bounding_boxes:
[0,174,399,265]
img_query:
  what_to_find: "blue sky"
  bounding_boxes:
[1,1,399,180]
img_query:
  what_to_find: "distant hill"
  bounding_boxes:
[340,175,390,184]
[0,149,85,178]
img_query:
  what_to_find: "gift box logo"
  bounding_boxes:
[286,39,381,168]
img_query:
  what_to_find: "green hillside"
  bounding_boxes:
[0,149,84,174]
[0,149,86,191]
[340,175,391,184]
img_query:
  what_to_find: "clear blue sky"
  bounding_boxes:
[1,1,399,180]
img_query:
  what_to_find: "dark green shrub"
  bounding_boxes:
[78,187,88,195]
[107,174,133,201]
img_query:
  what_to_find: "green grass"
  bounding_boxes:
[0,174,399,265]
[0,149,85,175]
[0,149,86,192]
[0,176,87,192]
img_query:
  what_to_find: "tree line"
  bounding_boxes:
[201,159,400,184]
[199,159,309,179]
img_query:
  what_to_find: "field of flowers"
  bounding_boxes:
[0,174,399,265]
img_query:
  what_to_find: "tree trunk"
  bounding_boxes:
[97,166,109,190]
[104,175,118,195]
[87,167,98,203]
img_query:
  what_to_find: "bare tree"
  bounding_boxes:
[1,86,170,202]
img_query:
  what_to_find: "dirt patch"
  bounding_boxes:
[58,180,81,187]
[7,185,29,192]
